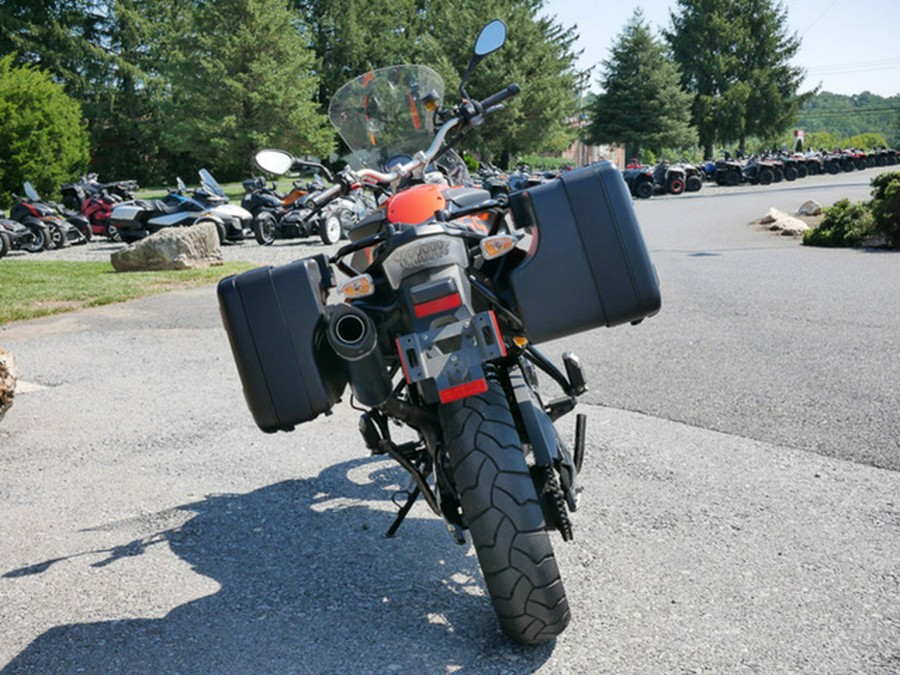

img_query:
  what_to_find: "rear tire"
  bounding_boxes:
[0,231,9,258]
[440,379,570,645]
[666,176,686,195]
[253,211,276,245]
[635,180,653,199]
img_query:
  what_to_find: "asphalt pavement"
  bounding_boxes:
[0,169,897,673]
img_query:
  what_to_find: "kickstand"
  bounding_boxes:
[385,486,420,538]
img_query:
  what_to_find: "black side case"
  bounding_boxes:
[508,162,661,344]
[217,255,346,432]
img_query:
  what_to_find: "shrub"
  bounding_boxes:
[802,199,873,248]
[0,55,89,209]
[868,171,900,247]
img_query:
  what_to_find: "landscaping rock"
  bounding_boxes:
[0,347,16,422]
[758,207,810,237]
[797,200,823,216]
[111,222,223,272]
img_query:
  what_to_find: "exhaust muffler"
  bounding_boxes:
[326,304,392,406]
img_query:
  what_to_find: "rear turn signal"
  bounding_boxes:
[479,235,517,260]
[339,274,375,299]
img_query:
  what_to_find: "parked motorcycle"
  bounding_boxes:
[0,211,48,254]
[60,174,138,213]
[9,183,89,248]
[61,174,138,241]
[109,170,252,243]
[242,160,356,245]
[218,21,660,645]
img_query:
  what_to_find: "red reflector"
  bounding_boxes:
[439,378,488,404]
[414,292,461,318]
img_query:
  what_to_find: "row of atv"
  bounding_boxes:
[620,147,900,199]
[708,148,900,187]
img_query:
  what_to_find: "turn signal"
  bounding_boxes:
[339,274,375,298]
[480,234,517,260]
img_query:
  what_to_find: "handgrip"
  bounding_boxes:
[479,83,521,111]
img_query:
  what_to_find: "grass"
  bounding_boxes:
[0,259,255,325]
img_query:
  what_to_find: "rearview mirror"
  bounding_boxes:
[460,20,508,99]
[474,19,507,57]
[255,149,294,176]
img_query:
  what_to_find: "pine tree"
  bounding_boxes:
[160,0,333,180]
[666,0,807,157]
[587,9,695,161]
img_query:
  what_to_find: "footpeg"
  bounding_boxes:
[562,352,587,396]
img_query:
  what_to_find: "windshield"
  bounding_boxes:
[199,169,226,197]
[328,65,445,171]
[24,182,41,201]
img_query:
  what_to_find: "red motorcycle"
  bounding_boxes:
[61,174,138,241]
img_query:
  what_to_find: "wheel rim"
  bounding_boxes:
[324,217,341,243]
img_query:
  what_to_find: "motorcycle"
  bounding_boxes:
[242,160,361,245]
[9,182,90,248]
[61,174,138,241]
[218,20,660,645]
[109,169,252,244]
[0,211,48,254]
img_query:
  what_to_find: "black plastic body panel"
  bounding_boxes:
[508,162,661,344]
[217,255,346,432]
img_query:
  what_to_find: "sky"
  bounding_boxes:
[541,0,900,98]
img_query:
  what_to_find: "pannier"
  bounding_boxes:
[508,161,661,344]
[217,254,346,432]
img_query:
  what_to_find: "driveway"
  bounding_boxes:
[0,169,897,673]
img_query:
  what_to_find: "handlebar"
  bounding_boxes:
[306,183,345,210]
[479,83,520,111]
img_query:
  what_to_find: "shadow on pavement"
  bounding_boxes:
[2,457,555,673]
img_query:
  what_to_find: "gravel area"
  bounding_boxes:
[4,234,345,267]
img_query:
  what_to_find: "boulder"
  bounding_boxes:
[759,207,810,236]
[0,347,16,422]
[797,200,823,216]
[111,222,223,272]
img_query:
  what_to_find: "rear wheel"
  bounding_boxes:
[439,379,570,645]
[666,176,686,195]
[784,166,798,181]
[635,179,653,199]
[0,231,9,258]
[758,168,774,185]
[686,176,702,192]
[21,222,47,252]
[253,211,276,245]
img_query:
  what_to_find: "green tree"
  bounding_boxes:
[160,0,333,181]
[665,0,807,158]
[0,55,89,208]
[586,9,695,161]
[297,0,583,167]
